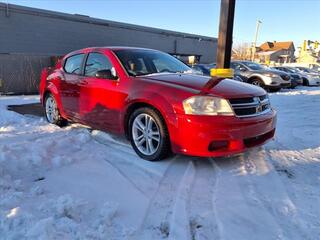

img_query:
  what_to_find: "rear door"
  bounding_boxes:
[60,53,85,119]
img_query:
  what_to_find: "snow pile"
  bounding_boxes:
[1,194,125,240]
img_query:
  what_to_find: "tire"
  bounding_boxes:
[128,107,171,161]
[250,78,265,89]
[44,93,67,127]
[302,78,309,86]
[269,88,281,92]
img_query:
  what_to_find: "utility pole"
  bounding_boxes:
[252,20,262,61]
[211,0,236,78]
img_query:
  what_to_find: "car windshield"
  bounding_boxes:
[287,67,300,73]
[113,49,191,76]
[242,62,264,71]
[282,68,295,73]
[297,67,315,73]
[276,67,295,73]
[203,64,216,70]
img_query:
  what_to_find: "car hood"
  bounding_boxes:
[139,73,266,98]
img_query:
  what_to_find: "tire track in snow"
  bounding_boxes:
[167,160,196,240]
[238,149,309,239]
[260,149,312,239]
[211,154,285,240]
[133,157,221,240]
[131,156,194,240]
[91,129,172,197]
[186,158,220,240]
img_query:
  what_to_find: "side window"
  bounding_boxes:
[64,54,85,74]
[85,53,113,77]
[231,63,241,71]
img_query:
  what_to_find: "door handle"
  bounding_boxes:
[79,80,88,86]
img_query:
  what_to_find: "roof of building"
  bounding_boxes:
[0,3,217,42]
[257,50,278,56]
[259,41,295,52]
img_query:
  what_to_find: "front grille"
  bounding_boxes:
[280,74,290,81]
[281,83,291,87]
[244,129,275,148]
[229,95,271,118]
[292,74,300,80]
[229,97,254,104]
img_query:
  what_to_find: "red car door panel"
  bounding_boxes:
[59,54,85,120]
[78,52,126,132]
[78,77,125,132]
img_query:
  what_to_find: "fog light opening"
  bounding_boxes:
[208,140,229,151]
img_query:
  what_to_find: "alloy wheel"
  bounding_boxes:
[132,113,161,156]
[45,96,59,123]
[252,80,261,86]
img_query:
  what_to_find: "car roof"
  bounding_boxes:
[64,46,161,59]
[86,46,159,52]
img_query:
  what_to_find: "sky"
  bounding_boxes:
[4,0,320,48]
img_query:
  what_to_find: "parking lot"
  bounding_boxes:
[1,86,319,239]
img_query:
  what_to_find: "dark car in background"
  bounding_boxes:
[271,66,303,88]
[190,64,214,76]
[190,63,248,82]
[230,61,291,92]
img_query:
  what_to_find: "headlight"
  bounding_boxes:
[183,96,234,116]
[263,73,279,78]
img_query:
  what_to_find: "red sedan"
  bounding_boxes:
[40,47,276,161]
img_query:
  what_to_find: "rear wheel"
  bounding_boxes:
[44,94,67,126]
[129,107,171,161]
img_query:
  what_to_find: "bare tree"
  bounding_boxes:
[232,42,252,60]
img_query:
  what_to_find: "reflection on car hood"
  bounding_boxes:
[140,73,266,98]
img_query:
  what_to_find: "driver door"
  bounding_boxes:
[78,52,122,132]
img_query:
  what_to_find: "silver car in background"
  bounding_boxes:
[231,61,291,92]
[291,67,320,86]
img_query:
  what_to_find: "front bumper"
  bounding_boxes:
[309,77,320,86]
[169,109,277,157]
[262,76,291,88]
[291,77,303,87]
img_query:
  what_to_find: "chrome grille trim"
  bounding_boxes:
[229,95,271,118]
[231,99,269,108]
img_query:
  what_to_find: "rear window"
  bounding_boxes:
[64,54,85,74]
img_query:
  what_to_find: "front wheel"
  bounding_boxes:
[44,94,67,126]
[251,78,265,89]
[269,88,281,92]
[302,78,309,86]
[129,107,171,161]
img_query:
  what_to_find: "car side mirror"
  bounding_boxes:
[95,69,118,80]
[239,67,246,72]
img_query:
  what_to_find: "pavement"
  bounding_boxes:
[7,103,44,117]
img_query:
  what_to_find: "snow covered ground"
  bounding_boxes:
[0,87,319,240]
